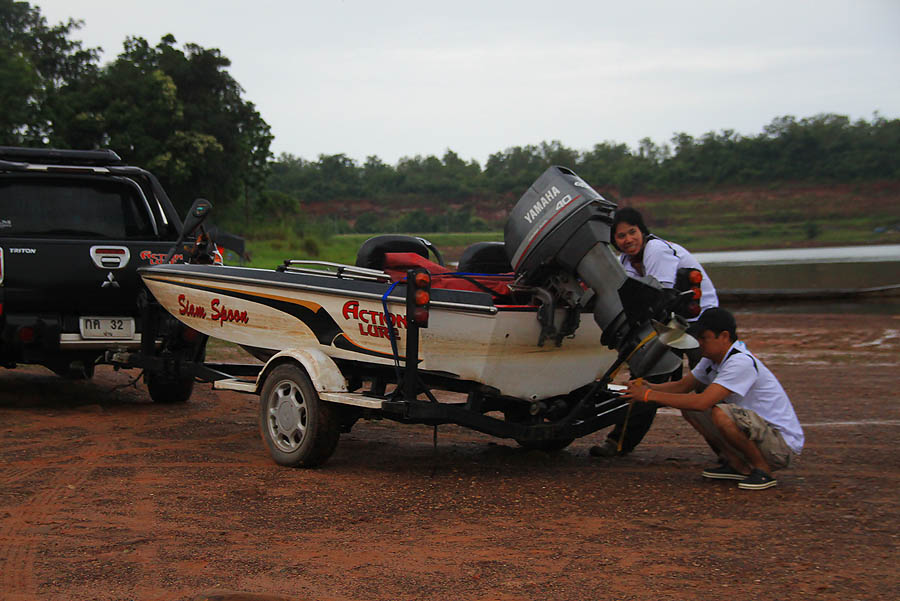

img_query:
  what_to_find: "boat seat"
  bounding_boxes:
[457,241,512,274]
[382,252,514,300]
[356,235,429,270]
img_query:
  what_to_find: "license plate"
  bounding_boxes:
[79,317,135,339]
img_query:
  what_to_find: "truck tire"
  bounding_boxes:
[258,364,340,468]
[146,373,194,404]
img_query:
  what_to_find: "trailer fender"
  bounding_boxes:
[257,348,348,395]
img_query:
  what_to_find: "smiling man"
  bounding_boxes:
[622,308,804,490]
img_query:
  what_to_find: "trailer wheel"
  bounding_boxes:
[259,364,340,468]
[516,438,575,452]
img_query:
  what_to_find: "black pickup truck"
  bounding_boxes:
[0,145,208,402]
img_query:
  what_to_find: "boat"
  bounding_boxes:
[139,167,695,467]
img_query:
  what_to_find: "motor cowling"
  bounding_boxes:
[504,166,681,378]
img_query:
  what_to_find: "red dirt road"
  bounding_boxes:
[1,312,898,601]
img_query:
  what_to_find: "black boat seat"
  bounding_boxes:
[356,235,429,270]
[457,241,511,274]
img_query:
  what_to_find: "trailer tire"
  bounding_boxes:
[146,373,194,404]
[516,438,575,452]
[259,364,340,468]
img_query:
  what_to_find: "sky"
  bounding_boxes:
[33,0,900,166]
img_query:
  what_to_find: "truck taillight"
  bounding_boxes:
[18,326,35,343]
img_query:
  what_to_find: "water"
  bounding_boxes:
[693,245,900,314]
[695,244,900,266]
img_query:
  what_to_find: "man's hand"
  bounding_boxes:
[622,378,650,402]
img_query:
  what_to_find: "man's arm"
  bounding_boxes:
[624,376,732,411]
[646,372,702,394]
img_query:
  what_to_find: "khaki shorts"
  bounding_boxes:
[686,403,796,470]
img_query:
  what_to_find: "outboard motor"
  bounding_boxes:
[504,166,682,378]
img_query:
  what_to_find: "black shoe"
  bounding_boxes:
[589,439,624,458]
[701,464,748,480]
[738,468,778,490]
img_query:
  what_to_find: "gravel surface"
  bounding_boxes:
[1,311,898,601]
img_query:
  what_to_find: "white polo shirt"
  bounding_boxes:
[620,237,719,317]
[692,342,805,454]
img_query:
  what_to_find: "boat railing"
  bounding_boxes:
[278,260,392,283]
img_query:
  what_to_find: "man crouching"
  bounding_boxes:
[623,308,804,490]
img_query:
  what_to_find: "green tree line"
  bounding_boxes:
[264,115,900,207]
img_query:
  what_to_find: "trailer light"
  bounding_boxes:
[407,267,431,327]
[689,270,702,284]
[692,287,702,300]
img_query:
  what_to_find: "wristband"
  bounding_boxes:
[643,389,651,403]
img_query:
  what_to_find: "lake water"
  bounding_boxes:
[694,244,900,314]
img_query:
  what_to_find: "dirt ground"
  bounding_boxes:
[1,311,898,601]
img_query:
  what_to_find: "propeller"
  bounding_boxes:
[652,315,699,350]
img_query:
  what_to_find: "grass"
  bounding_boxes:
[229,181,900,266]
[235,224,898,267]
[242,232,503,268]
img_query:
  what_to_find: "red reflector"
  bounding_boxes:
[19,326,35,343]
[692,287,702,300]
[414,272,431,287]
[689,303,702,317]
[96,248,126,254]
[412,307,429,324]
[0,302,4,316]
[414,290,430,306]
[689,270,703,284]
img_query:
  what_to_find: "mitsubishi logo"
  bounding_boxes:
[101,272,120,289]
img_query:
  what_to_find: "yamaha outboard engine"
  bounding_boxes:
[505,166,682,378]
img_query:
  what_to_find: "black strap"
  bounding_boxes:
[706,346,759,375]
[647,234,679,257]
[725,346,758,373]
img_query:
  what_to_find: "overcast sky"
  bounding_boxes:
[34,0,900,166]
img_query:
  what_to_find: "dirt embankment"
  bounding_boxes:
[1,312,898,601]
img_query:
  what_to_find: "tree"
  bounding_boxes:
[50,35,272,214]
[0,0,98,144]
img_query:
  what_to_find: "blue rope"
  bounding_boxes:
[381,279,403,379]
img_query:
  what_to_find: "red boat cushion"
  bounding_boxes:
[382,252,514,298]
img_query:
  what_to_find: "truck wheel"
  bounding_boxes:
[146,373,194,404]
[259,364,340,468]
[516,438,575,452]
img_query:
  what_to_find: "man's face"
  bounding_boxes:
[696,329,731,361]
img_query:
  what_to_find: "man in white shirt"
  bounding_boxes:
[622,308,804,490]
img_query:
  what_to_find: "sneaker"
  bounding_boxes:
[589,439,623,458]
[737,468,778,490]
[701,464,748,480]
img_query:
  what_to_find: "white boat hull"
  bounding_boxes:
[141,265,618,400]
